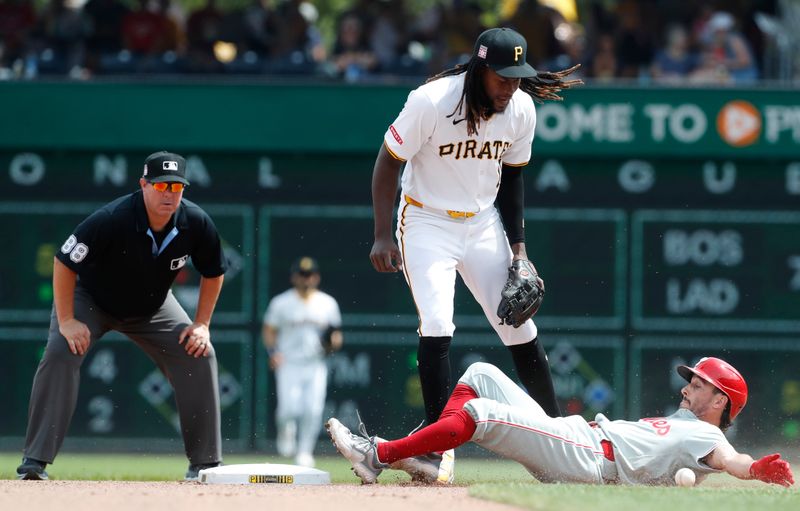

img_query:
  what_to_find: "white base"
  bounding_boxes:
[198,463,330,485]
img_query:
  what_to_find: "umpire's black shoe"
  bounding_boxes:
[185,461,222,482]
[16,457,49,480]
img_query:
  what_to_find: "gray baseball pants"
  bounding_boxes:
[22,286,222,465]
[461,362,617,484]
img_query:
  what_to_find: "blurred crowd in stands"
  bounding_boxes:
[0,0,793,84]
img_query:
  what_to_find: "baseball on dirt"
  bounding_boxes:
[674,468,696,487]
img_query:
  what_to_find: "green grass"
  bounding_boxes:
[2,452,797,511]
[471,482,800,511]
[0,452,531,483]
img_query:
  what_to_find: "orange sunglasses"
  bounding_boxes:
[151,182,185,193]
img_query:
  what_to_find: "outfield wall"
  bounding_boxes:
[0,82,797,451]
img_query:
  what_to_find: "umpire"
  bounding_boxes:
[16,151,227,481]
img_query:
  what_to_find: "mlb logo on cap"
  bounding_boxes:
[143,151,190,185]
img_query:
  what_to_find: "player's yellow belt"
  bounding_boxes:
[405,195,476,219]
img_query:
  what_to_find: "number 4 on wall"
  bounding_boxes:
[87,348,118,384]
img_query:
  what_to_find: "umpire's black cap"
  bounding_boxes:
[473,27,538,79]
[291,256,320,275]
[142,151,190,185]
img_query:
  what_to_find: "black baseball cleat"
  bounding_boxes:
[16,457,49,480]
[185,461,222,481]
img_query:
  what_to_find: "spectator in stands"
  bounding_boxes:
[32,0,89,74]
[506,0,565,68]
[690,2,715,48]
[691,11,758,84]
[156,0,184,55]
[543,22,587,81]
[123,0,184,74]
[0,0,778,81]
[82,0,129,72]
[405,2,444,74]
[590,32,618,82]
[237,0,279,57]
[438,0,485,68]
[121,0,170,56]
[651,24,698,84]
[185,0,224,72]
[271,0,325,73]
[331,12,377,81]
[370,0,409,72]
[614,0,656,80]
[340,0,375,39]
[0,0,37,69]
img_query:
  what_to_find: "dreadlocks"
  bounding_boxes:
[427,61,583,136]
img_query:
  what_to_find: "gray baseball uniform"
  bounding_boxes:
[460,362,729,485]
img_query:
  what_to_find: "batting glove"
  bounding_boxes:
[750,453,794,487]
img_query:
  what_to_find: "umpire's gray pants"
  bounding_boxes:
[22,286,222,465]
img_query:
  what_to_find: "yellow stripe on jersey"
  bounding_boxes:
[398,200,423,336]
[384,140,406,162]
[503,161,529,168]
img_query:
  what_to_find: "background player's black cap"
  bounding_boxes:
[473,27,538,79]
[142,151,189,185]
[291,256,320,275]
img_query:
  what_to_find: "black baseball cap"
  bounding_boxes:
[142,151,189,185]
[473,27,538,79]
[291,256,320,275]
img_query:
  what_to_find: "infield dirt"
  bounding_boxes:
[0,480,522,511]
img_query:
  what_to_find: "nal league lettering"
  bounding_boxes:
[438,140,512,160]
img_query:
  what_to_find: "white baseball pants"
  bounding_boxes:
[396,197,538,345]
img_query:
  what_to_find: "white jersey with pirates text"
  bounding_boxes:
[384,73,536,213]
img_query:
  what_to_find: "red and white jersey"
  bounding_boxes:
[596,408,731,485]
[461,363,732,486]
[383,73,536,213]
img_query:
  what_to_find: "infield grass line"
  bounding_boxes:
[471,481,799,511]
[2,451,796,511]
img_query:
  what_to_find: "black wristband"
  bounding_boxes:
[496,165,525,244]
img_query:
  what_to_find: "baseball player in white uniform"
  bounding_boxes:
[327,357,794,487]
[370,27,580,427]
[262,257,342,468]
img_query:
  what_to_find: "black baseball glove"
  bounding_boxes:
[320,325,339,355]
[496,259,545,328]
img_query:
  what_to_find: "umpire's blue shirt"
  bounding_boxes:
[55,191,228,320]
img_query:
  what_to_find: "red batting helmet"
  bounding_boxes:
[677,357,748,420]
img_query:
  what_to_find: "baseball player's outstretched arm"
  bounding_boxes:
[370,144,404,273]
[705,441,794,486]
